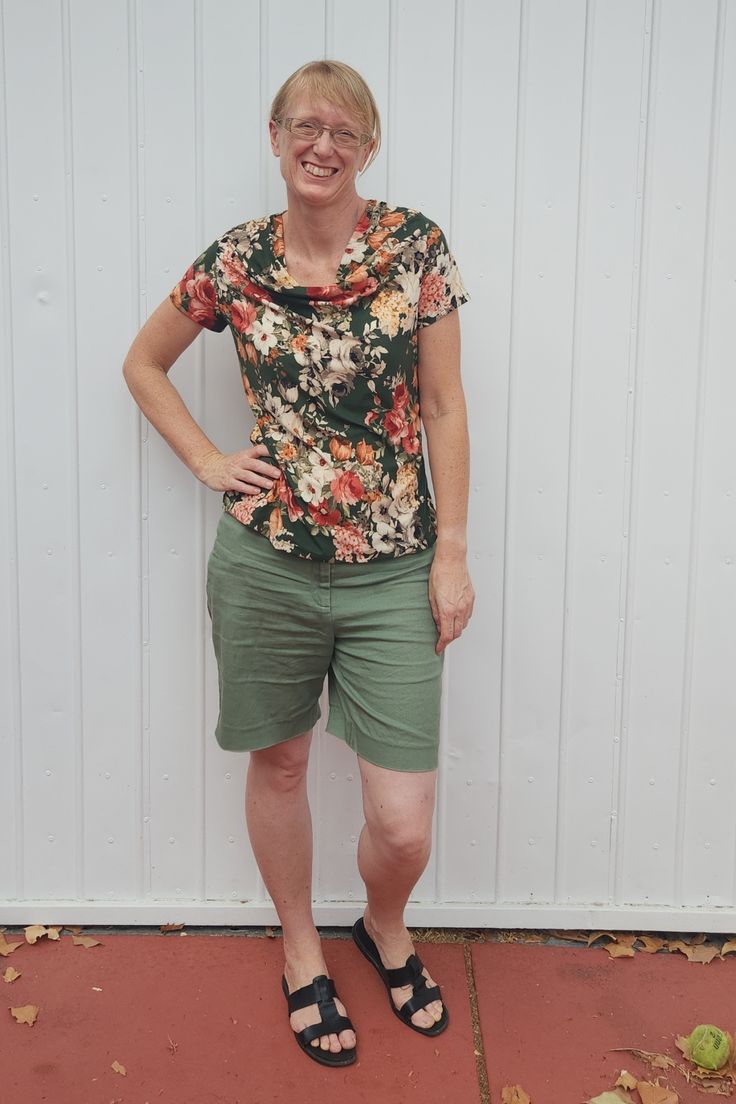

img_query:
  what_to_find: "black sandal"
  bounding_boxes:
[351,916,449,1037]
[281,973,357,1067]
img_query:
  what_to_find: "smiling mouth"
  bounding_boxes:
[302,161,338,178]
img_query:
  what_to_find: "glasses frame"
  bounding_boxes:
[273,115,373,149]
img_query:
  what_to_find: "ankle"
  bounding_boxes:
[364,909,408,941]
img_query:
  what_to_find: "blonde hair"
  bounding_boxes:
[270,60,381,172]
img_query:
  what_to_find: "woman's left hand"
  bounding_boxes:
[428,553,475,655]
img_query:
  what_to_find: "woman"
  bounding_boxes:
[123,59,474,1068]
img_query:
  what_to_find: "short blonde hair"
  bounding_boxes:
[270,60,381,172]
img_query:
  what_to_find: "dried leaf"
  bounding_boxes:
[24,924,51,944]
[611,1049,676,1071]
[72,935,101,949]
[637,936,666,954]
[111,1060,127,1076]
[588,931,618,946]
[0,934,24,957]
[501,1087,531,1104]
[10,1004,38,1025]
[159,923,183,933]
[549,929,589,943]
[637,1081,679,1104]
[720,940,736,957]
[615,1070,639,1089]
[667,940,720,964]
[605,942,636,959]
[3,967,21,983]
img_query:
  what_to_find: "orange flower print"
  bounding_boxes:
[331,470,364,505]
[268,507,284,539]
[275,475,304,521]
[278,442,298,462]
[355,440,375,465]
[379,210,406,229]
[329,437,352,461]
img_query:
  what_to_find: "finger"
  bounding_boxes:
[249,459,281,478]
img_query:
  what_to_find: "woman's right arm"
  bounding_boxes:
[122,297,280,494]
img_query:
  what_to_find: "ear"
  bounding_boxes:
[359,140,375,174]
[268,118,280,157]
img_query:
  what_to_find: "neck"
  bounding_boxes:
[282,190,367,263]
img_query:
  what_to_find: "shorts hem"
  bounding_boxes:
[215,704,321,753]
[326,717,438,773]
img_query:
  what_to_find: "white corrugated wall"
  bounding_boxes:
[1,0,735,929]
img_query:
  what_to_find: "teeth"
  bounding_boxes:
[303,162,336,177]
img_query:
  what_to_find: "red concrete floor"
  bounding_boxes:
[1,929,735,1104]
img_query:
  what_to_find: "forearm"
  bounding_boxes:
[123,359,218,479]
[421,401,470,558]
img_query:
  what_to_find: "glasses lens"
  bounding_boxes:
[291,120,321,139]
[332,130,361,147]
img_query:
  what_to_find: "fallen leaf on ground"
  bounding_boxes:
[111,1060,127,1076]
[588,931,618,946]
[72,935,101,949]
[720,940,736,957]
[3,967,21,982]
[24,925,56,944]
[615,1070,638,1089]
[160,923,183,932]
[667,940,720,964]
[606,942,636,959]
[501,1087,531,1104]
[637,1081,679,1104]
[549,929,589,943]
[10,1004,38,1025]
[0,934,24,957]
[637,936,666,953]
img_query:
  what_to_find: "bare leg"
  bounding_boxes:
[356,756,444,1028]
[245,731,355,1055]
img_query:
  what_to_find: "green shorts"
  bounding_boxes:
[205,512,444,772]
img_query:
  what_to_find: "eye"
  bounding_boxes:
[334,129,359,145]
[292,120,320,138]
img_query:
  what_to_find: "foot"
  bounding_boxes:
[362,908,444,1030]
[283,957,356,1056]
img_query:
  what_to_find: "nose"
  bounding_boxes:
[312,128,335,156]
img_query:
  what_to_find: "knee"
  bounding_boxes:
[367,810,433,862]
[248,733,311,792]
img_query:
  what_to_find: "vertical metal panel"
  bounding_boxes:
[3,0,81,899]
[142,0,208,901]
[0,0,21,902]
[69,0,142,900]
[437,0,521,905]
[497,0,588,904]
[618,0,720,906]
[555,0,649,904]
[671,0,735,908]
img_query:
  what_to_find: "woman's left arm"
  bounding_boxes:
[417,310,475,655]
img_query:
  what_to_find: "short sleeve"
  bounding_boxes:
[168,239,228,333]
[416,225,470,328]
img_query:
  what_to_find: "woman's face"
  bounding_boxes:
[269,95,372,207]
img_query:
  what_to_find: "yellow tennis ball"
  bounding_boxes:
[688,1024,730,1070]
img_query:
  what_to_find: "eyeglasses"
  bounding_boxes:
[274,116,372,149]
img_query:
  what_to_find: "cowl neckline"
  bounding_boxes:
[243,199,391,309]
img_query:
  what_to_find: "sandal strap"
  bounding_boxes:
[386,952,426,989]
[286,974,355,1044]
[401,982,442,1019]
[299,1012,355,1046]
[286,973,337,1014]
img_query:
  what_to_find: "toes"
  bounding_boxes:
[339,1029,356,1049]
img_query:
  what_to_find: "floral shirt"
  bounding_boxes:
[169,199,469,562]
